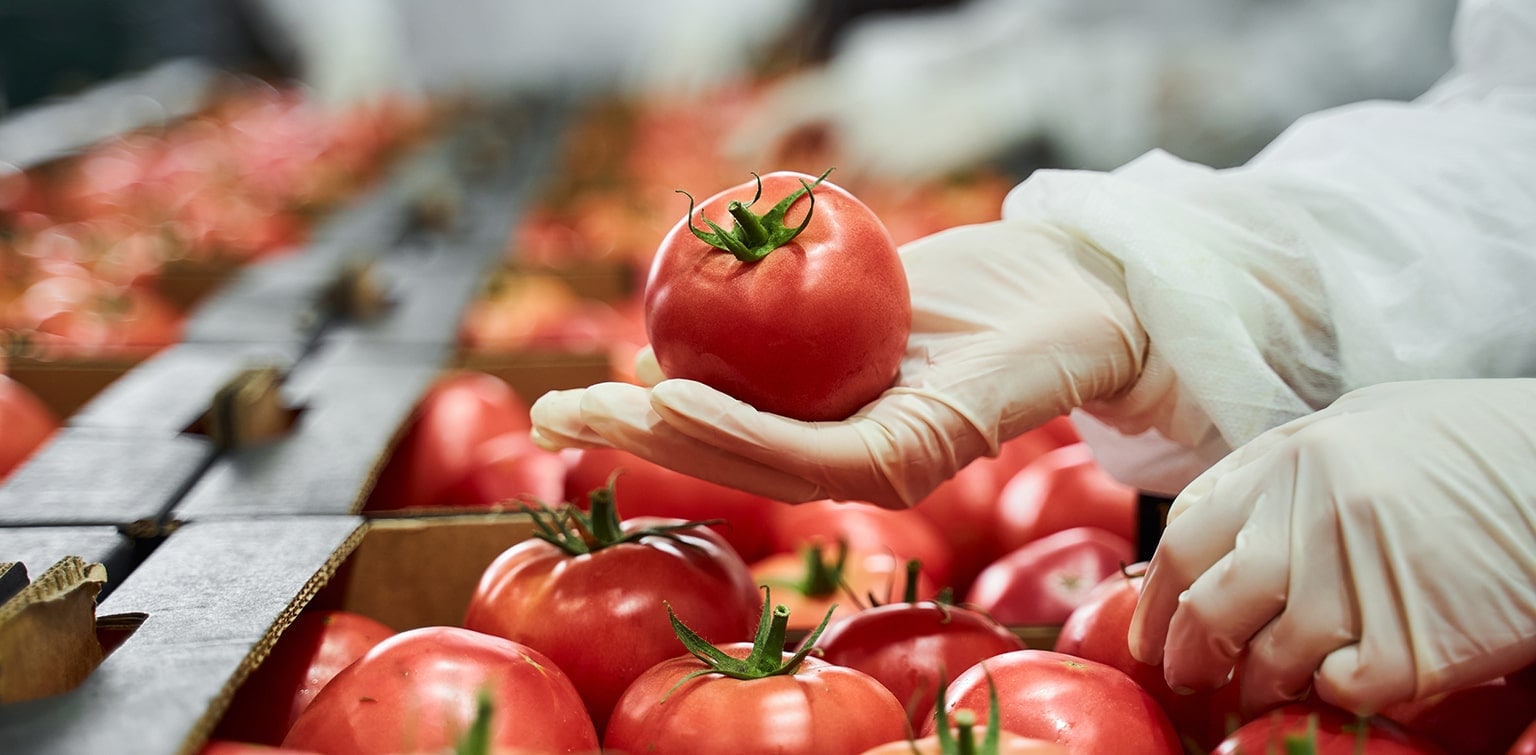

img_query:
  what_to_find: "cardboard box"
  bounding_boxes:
[0,512,538,755]
[0,555,109,705]
[171,339,445,519]
[0,526,143,602]
[0,427,214,530]
[67,342,302,434]
[5,354,152,424]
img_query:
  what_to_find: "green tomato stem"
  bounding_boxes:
[677,168,834,263]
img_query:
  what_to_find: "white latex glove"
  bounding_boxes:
[530,219,1145,509]
[1128,378,1536,716]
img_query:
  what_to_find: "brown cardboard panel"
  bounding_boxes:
[457,348,612,405]
[0,526,140,600]
[311,513,536,630]
[67,342,302,433]
[172,345,444,518]
[6,354,149,422]
[0,556,107,703]
[0,517,363,755]
[0,427,214,528]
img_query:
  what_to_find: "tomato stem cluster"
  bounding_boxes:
[663,587,837,695]
[521,482,723,556]
[678,168,833,263]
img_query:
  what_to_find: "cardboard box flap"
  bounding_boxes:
[0,428,214,528]
[0,526,141,601]
[0,564,25,607]
[67,343,302,434]
[0,517,363,755]
[0,555,107,703]
[173,346,443,518]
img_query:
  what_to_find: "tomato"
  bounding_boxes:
[811,565,1026,728]
[770,499,957,590]
[859,678,1067,755]
[281,626,598,754]
[993,443,1138,554]
[0,374,58,482]
[366,371,530,511]
[1512,718,1536,755]
[563,446,784,562]
[750,539,937,631]
[1379,663,1536,755]
[216,610,396,745]
[1214,702,1446,754]
[965,526,1135,626]
[644,169,910,421]
[461,486,761,733]
[435,431,566,509]
[928,649,1182,754]
[912,428,1065,595]
[604,598,909,754]
[1053,565,1244,751]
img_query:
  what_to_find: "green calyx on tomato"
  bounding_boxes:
[523,481,725,556]
[677,167,833,262]
[664,587,836,692]
[455,689,494,755]
[932,672,1004,755]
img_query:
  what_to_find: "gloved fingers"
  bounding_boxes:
[632,344,664,387]
[528,388,615,451]
[1161,479,1295,692]
[1237,522,1359,715]
[1162,409,1327,527]
[1315,643,1417,717]
[650,379,980,509]
[1130,439,1301,666]
[578,382,829,504]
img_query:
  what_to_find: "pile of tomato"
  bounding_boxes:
[194,370,1536,755]
[0,82,430,363]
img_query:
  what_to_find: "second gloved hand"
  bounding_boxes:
[1129,378,1536,715]
[530,219,1145,509]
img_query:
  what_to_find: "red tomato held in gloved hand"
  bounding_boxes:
[1379,663,1536,755]
[462,484,761,734]
[928,649,1183,755]
[281,626,599,754]
[216,610,396,745]
[1214,702,1446,754]
[644,169,911,421]
[604,594,909,755]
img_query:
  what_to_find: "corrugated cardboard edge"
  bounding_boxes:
[173,522,368,755]
[0,556,107,703]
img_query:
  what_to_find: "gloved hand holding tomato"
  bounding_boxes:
[532,179,1146,509]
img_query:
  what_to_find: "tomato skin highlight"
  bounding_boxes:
[281,626,598,754]
[645,170,911,421]
[462,515,760,734]
[604,645,910,755]
[811,600,1027,728]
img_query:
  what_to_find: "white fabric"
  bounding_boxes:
[530,220,1146,509]
[249,0,810,103]
[1127,379,1536,714]
[1014,0,1536,494]
[726,0,1458,177]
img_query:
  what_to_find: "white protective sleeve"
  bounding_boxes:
[1003,0,1536,495]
